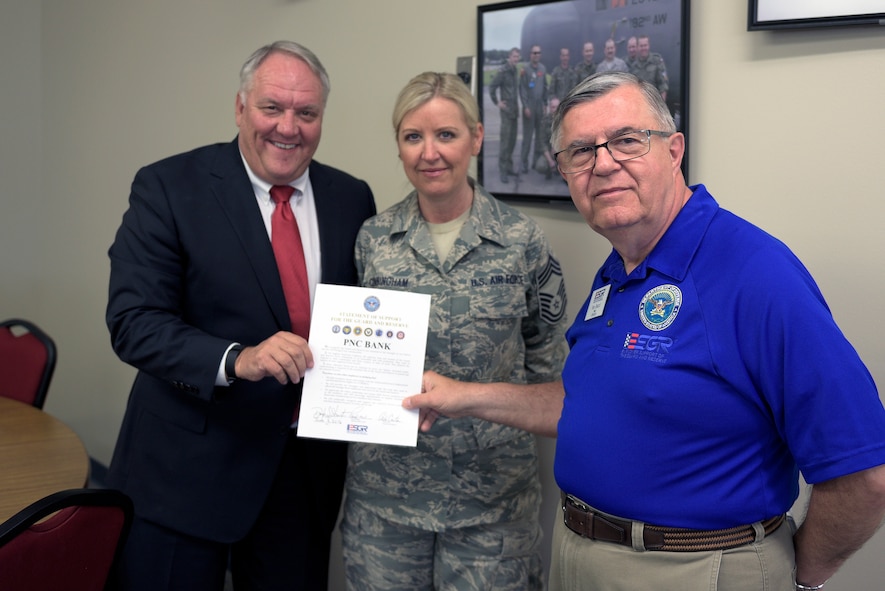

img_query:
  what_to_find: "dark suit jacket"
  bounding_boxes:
[106,139,376,542]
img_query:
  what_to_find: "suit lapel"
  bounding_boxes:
[209,139,291,330]
[311,162,345,283]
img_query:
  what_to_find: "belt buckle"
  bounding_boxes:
[564,493,590,513]
[562,493,629,545]
[562,493,593,539]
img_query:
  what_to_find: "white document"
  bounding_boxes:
[296,283,430,446]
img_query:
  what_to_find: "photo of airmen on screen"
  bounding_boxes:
[479,0,686,201]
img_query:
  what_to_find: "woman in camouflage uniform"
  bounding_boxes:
[340,72,569,591]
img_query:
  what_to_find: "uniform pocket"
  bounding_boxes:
[469,284,528,320]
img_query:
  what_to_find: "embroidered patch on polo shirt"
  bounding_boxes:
[638,284,682,331]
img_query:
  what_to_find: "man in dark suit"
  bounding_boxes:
[106,41,376,590]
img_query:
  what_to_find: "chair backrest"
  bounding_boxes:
[0,318,57,408]
[0,488,133,591]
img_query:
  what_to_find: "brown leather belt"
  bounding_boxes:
[561,492,785,552]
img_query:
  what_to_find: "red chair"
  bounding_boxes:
[0,318,57,408]
[0,488,133,591]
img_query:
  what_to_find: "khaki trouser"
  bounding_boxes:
[548,504,796,591]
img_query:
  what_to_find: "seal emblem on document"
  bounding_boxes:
[638,284,682,331]
[364,295,381,312]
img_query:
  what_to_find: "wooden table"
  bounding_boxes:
[0,397,90,522]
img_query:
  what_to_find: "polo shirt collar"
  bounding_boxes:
[601,184,718,284]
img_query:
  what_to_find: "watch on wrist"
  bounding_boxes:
[225,345,243,383]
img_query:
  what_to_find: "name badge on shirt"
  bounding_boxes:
[585,284,611,320]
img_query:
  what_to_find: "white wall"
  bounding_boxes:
[1,1,43,316]
[3,1,884,589]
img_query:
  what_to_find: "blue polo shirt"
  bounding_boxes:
[555,185,885,529]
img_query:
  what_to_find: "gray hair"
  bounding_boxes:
[238,41,331,105]
[550,71,675,152]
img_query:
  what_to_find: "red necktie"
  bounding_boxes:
[270,185,311,339]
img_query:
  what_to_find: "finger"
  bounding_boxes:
[270,337,314,383]
[403,392,433,410]
[421,370,442,393]
[276,333,314,364]
[419,409,439,432]
[276,352,307,384]
[256,349,301,385]
[264,354,292,385]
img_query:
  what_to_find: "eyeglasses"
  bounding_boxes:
[554,129,672,174]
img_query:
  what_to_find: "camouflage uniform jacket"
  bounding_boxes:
[519,62,548,111]
[574,61,597,84]
[596,57,629,74]
[631,52,669,96]
[346,182,568,530]
[489,62,520,119]
[549,65,578,100]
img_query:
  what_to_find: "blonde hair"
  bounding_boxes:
[392,72,480,135]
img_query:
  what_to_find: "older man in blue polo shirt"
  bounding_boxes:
[404,72,885,591]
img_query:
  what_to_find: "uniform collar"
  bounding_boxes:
[389,180,513,247]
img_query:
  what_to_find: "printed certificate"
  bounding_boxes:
[296,283,430,446]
